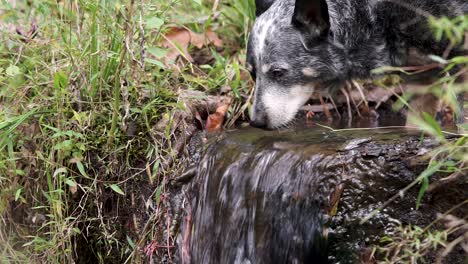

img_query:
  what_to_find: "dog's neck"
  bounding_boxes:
[325,0,401,80]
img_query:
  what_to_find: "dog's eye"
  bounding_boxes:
[270,68,287,79]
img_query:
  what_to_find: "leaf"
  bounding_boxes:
[126,236,136,249]
[416,162,442,208]
[144,58,165,69]
[53,167,68,178]
[422,112,444,139]
[146,47,168,59]
[192,0,202,5]
[160,27,223,66]
[416,176,429,209]
[428,55,448,64]
[155,183,163,205]
[65,178,77,187]
[110,184,125,195]
[407,114,446,143]
[6,65,20,76]
[15,188,22,201]
[76,161,91,179]
[371,66,410,75]
[53,71,68,90]
[145,17,164,29]
[72,110,82,125]
[65,178,78,194]
[450,56,468,65]
[206,100,231,132]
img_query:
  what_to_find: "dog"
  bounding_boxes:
[247,0,468,129]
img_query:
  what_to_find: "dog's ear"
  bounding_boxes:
[255,0,276,17]
[292,0,330,38]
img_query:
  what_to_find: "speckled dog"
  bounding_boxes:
[247,0,467,129]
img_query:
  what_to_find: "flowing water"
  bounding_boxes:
[182,126,467,263]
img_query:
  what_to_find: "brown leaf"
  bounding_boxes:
[206,101,231,132]
[160,27,223,65]
[206,29,223,47]
[161,27,193,63]
[69,184,78,195]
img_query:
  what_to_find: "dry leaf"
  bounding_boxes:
[69,184,78,194]
[206,101,231,132]
[160,27,223,65]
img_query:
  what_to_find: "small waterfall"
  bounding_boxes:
[181,127,466,263]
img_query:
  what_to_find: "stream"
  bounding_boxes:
[180,125,467,263]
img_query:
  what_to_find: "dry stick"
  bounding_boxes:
[347,83,362,118]
[319,96,332,120]
[437,235,465,264]
[442,42,455,60]
[329,97,342,119]
[227,83,255,128]
[108,0,135,146]
[166,211,172,262]
[422,199,468,233]
[340,87,353,122]
[212,0,219,12]
[138,0,145,68]
[352,80,368,108]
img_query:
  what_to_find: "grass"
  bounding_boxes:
[0,0,466,263]
[0,0,254,262]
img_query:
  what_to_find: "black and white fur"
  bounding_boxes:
[247,0,467,129]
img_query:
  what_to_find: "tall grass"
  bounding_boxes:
[0,0,254,262]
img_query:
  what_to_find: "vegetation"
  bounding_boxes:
[0,0,254,262]
[365,16,468,263]
[0,0,466,263]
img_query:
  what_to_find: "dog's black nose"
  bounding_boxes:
[250,118,268,128]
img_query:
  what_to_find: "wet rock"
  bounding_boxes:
[181,127,468,264]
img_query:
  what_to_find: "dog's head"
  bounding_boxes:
[247,0,344,129]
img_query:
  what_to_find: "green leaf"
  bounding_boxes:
[145,17,164,29]
[146,47,168,59]
[76,161,90,179]
[144,58,165,68]
[407,114,446,143]
[53,71,68,90]
[15,188,22,201]
[53,167,68,178]
[192,0,202,5]
[422,112,444,139]
[450,56,468,65]
[155,183,163,205]
[65,178,77,187]
[6,65,20,76]
[110,184,125,195]
[416,176,429,209]
[126,236,136,249]
[416,162,443,208]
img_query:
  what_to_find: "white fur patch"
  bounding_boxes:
[255,17,275,56]
[302,67,318,77]
[261,64,271,74]
[262,84,315,128]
